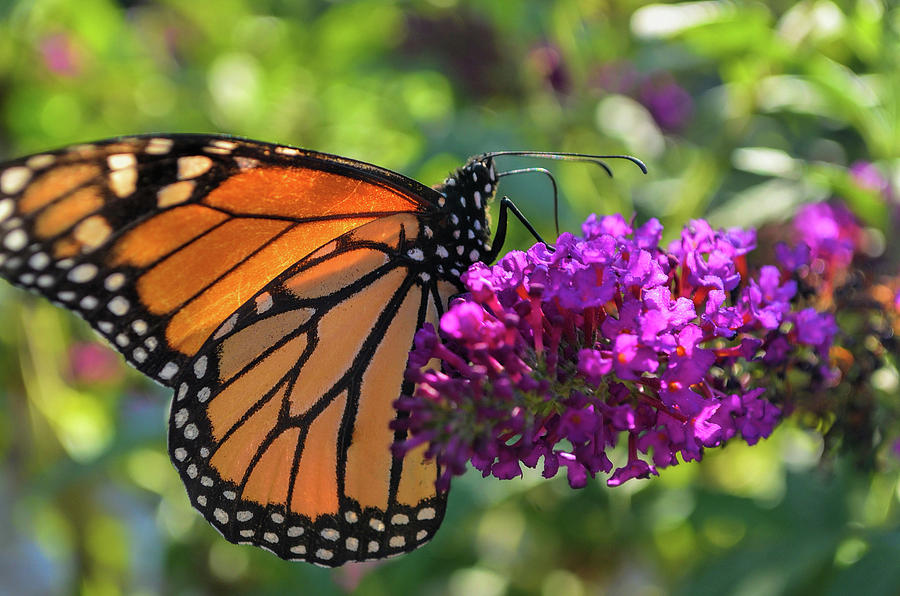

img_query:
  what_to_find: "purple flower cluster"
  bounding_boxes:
[394,215,838,490]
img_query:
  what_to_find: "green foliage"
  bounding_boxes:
[0,1,898,594]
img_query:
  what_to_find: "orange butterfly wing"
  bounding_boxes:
[171,214,458,563]
[0,134,484,565]
[0,135,432,382]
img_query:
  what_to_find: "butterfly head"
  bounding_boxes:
[424,156,499,281]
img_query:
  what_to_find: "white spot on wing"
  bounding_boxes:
[211,139,238,150]
[107,153,137,170]
[194,355,207,378]
[255,293,273,314]
[0,199,15,223]
[104,273,126,291]
[174,408,189,428]
[26,154,55,169]
[3,229,27,251]
[145,138,174,155]
[391,514,409,525]
[28,252,50,270]
[68,263,98,283]
[108,296,130,316]
[159,362,179,381]
[109,167,137,197]
[157,181,195,207]
[321,529,339,541]
[1,167,32,195]
[177,155,213,180]
[389,536,406,548]
[235,157,259,170]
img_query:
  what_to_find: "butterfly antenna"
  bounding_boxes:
[485,150,648,176]
[496,167,561,236]
[485,196,552,263]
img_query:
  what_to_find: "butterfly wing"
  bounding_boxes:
[0,135,455,564]
[170,214,457,564]
[0,134,437,384]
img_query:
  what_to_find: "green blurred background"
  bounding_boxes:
[0,1,898,594]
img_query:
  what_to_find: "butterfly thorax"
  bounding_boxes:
[423,156,497,284]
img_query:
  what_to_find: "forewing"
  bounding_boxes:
[0,135,439,386]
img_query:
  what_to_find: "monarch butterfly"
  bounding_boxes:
[0,134,640,566]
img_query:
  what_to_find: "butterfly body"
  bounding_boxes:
[0,134,498,565]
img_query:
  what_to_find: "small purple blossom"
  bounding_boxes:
[592,63,693,132]
[639,77,693,132]
[792,202,861,269]
[529,42,571,94]
[68,342,123,385]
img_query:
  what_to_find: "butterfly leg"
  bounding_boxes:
[484,196,553,264]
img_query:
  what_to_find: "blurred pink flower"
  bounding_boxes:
[39,33,81,77]
[639,76,693,132]
[850,161,891,196]
[332,561,382,592]
[529,42,571,94]
[592,62,692,132]
[68,342,123,385]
